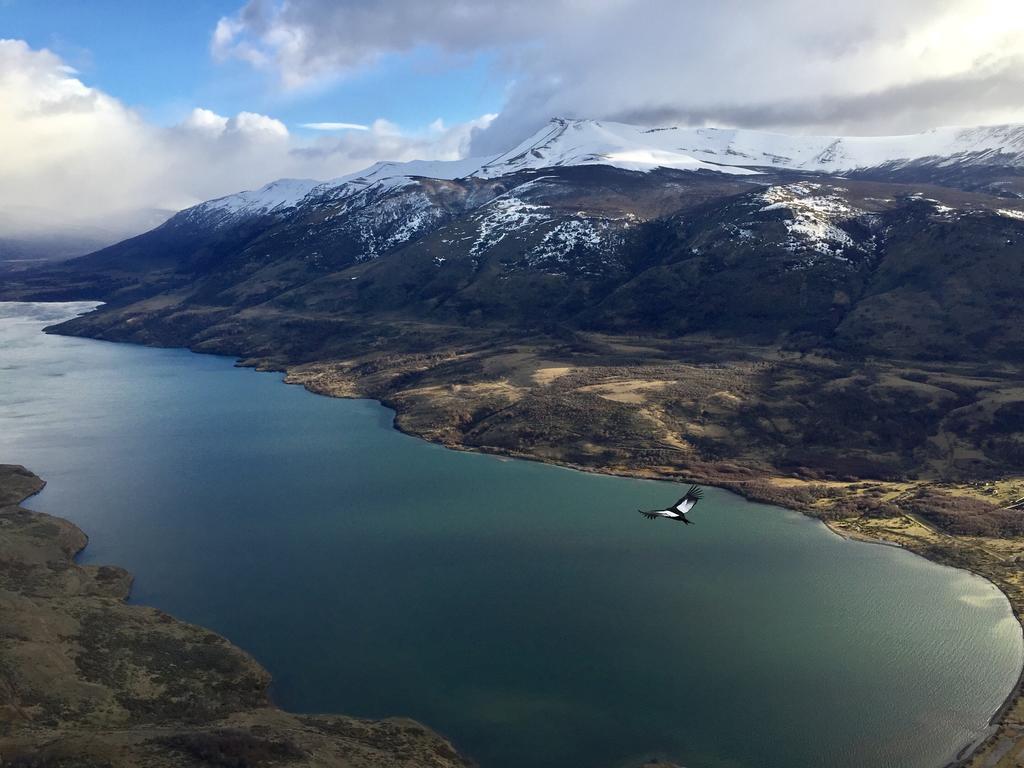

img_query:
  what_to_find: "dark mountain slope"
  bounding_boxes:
[19,168,1024,365]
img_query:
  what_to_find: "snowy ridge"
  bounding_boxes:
[193,158,488,224]
[479,119,1024,176]
[327,156,486,190]
[185,118,1024,225]
[641,122,1024,172]
[191,178,320,221]
[474,118,759,177]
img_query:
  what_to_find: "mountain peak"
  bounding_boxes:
[474,117,759,178]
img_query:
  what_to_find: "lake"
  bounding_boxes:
[1,300,1020,768]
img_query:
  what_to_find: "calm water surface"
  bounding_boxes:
[1,301,1020,768]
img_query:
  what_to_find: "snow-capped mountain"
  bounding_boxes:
[498,119,1024,174]
[473,119,761,177]
[189,118,1024,227]
[134,116,1023,290]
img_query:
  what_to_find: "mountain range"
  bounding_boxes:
[15,117,1021,363]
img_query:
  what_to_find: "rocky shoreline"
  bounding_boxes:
[0,464,472,768]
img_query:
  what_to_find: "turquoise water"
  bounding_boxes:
[1,301,1020,768]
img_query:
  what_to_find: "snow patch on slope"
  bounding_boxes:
[471,196,551,255]
[333,187,449,260]
[525,217,629,275]
[759,183,864,258]
[905,194,959,219]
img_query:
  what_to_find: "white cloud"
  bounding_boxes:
[211,15,268,69]
[0,39,491,236]
[301,121,369,131]
[212,0,550,89]
[182,107,229,134]
[231,110,289,138]
[291,113,496,167]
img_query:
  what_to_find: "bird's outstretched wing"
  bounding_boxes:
[671,485,704,513]
[639,509,677,520]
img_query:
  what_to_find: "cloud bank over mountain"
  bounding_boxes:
[214,0,1024,153]
[0,39,490,236]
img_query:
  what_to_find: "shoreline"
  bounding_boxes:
[820,518,1024,767]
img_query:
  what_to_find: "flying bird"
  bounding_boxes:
[639,485,704,525]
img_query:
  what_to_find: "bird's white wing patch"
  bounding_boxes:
[654,509,679,517]
[674,499,696,514]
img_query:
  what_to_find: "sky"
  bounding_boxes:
[3,0,1024,235]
